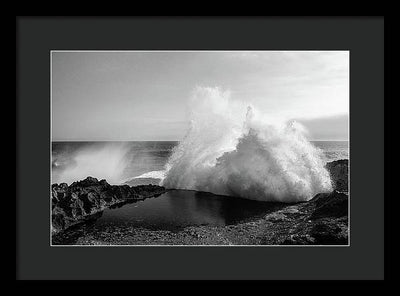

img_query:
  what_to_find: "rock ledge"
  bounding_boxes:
[51,177,166,234]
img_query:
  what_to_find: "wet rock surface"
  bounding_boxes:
[52,159,349,245]
[326,159,349,192]
[51,177,166,235]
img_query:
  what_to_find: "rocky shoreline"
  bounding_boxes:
[51,177,166,234]
[51,159,349,245]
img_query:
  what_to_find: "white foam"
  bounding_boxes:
[53,142,130,185]
[162,87,332,202]
[131,170,166,180]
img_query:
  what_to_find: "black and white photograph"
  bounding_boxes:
[50,50,349,246]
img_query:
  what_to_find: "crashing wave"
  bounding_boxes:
[162,87,332,202]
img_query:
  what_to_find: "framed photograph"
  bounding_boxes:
[16,16,386,280]
[50,49,350,247]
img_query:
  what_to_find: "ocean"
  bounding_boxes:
[51,140,348,186]
[51,140,349,240]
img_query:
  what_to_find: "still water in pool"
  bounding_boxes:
[94,190,285,231]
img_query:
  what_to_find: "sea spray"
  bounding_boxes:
[162,87,332,202]
[52,142,130,185]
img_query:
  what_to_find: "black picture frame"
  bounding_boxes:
[16,16,387,281]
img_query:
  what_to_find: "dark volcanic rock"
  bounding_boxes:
[282,234,315,245]
[277,190,349,245]
[326,159,349,192]
[51,177,166,234]
[297,190,350,245]
[310,190,348,220]
[310,218,348,245]
[63,186,350,245]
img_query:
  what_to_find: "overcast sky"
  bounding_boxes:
[51,51,349,141]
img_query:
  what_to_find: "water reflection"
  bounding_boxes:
[94,190,286,231]
[52,190,288,245]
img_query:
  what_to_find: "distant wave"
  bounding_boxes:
[52,142,130,185]
[162,87,333,202]
[131,170,166,180]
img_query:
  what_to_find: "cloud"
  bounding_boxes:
[296,114,349,140]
